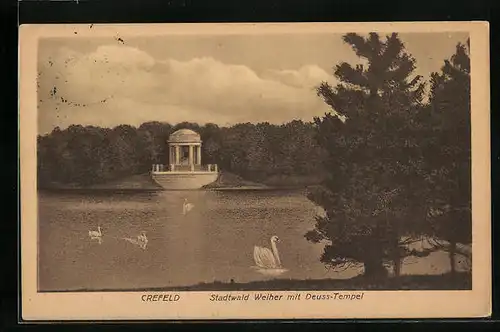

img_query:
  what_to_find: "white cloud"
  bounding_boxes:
[262,65,333,89]
[38,45,337,134]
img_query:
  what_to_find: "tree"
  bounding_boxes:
[305,33,430,279]
[138,121,172,165]
[424,39,472,275]
[199,123,221,164]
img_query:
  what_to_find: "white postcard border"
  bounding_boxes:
[19,22,491,320]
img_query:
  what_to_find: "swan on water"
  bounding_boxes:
[253,235,288,276]
[123,231,148,250]
[137,231,148,250]
[89,226,102,244]
[182,198,195,215]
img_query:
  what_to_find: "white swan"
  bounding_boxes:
[123,231,148,250]
[182,198,195,215]
[137,231,148,250]
[252,235,288,276]
[89,226,102,244]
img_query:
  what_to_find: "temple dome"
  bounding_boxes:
[168,128,202,143]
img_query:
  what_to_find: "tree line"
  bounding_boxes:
[37,120,326,188]
[305,33,471,280]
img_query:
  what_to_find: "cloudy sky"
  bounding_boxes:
[37,32,468,135]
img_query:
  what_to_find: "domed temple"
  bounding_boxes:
[151,128,219,190]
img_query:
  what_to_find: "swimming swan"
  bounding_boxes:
[182,198,195,215]
[253,235,288,276]
[89,226,102,244]
[123,231,148,250]
[137,231,148,249]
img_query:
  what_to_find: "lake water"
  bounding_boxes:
[38,189,466,291]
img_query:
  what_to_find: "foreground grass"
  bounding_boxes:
[160,272,471,292]
[44,272,471,292]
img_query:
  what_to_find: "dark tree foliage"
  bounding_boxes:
[305,33,432,279]
[424,40,472,274]
[37,120,326,188]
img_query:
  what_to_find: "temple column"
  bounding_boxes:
[197,144,202,165]
[175,145,180,164]
[189,145,194,165]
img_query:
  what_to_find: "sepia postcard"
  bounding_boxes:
[19,22,491,321]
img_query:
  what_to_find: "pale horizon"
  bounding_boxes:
[37,32,469,135]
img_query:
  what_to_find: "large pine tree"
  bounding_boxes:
[305,33,430,279]
[424,39,472,275]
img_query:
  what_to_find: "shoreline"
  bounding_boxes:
[38,272,472,293]
[37,186,310,193]
[38,171,319,192]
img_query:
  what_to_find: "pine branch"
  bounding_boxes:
[451,43,470,74]
[334,62,370,89]
[386,54,416,83]
[367,32,382,56]
[343,33,373,60]
[379,33,403,73]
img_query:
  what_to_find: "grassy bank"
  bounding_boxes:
[39,170,322,191]
[202,172,269,190]
[158,272,472,291]
[259,173,326,188]
[87,173,162,190]
[44,272,471,292]
[38,173,163,191]
[203,172,326,190]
